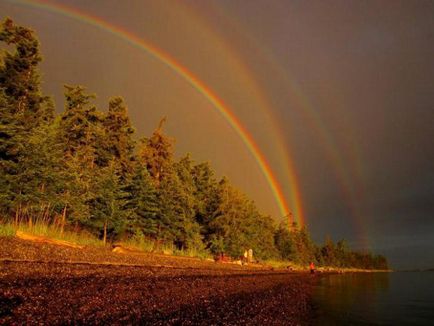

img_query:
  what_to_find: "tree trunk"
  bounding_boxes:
[15,206,19,225]
[103,220,107,244]
[43,202,51,223]
[60,205,67,235]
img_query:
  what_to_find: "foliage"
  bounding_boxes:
[0,19,388,269]
[0,219,104,247]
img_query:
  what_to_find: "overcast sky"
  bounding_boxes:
[1,0,433,269]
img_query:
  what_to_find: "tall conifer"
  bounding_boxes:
[0,18,54,220]
[103,96,135,177]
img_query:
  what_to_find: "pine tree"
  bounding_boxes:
[0,18,54,220]
[137,117,173,187]
[321,236,337,266]
[156,168,192,246]
[246,212,278,260]
[209,178,251,257]
[173,154,202,250]
[274,221,295,260]
[55,85,104,228]
[13,120,63,222]
[0,18,53,127]
[336,239,349,267]
[0,89,17,216]
[136,120,175,241]
[88,162,131,243]
[102,96,135,177]
[191,161,219,231]
[124,164,160,237]
[285,223,315,264]
[59,85,103,162]
[137,122,202,250]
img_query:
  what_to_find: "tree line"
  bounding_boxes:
[0,19,388,269]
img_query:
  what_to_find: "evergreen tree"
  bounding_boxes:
[274,221,295,260]
[209,178,252,257]
[124,164,160,237]
[247,212,278,260]
[0,18,54,220]
[173,154,203,250]
[138,122,202,250]
[191,161,219,234]
[208,178,277,260]
[88,162,130,242]
[286,223,315,264]
[157,168,201,249]
[136,120,175,241]
[335,239,349,267]
[0,18,53,127]
[13,120,63,222]
[137,117,173,187]
[174,154,197,212]
[103,96,135,176]
[321,236,337,266]
[59,85,103,162]
[55,85,104,228]
[0,89,18,216]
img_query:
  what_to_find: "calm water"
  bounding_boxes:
[312,272,434,325]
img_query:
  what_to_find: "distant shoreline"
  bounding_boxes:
[2,233,389,273]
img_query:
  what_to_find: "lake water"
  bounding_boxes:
[312,272,434,325]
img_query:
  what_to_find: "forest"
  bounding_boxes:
[0,18,388,270]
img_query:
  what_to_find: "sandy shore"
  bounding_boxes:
[0,237,316,325]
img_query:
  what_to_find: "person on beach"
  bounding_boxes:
[309,261,315,274]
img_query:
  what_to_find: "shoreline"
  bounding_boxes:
[0,238,319,325]
[0,236,387,324]
[1,237,318,324]
[1,260,317,325]
[1,235,390,273]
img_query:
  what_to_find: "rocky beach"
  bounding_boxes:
[0,238,316,325]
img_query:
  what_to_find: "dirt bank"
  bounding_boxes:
[0,237,316,325]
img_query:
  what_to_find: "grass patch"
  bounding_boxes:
[0,223,16,237]
[120,236,177,255]
[1,219,212,261]
[120,236,160,253]
[261,259,307,270]
[0,219,104,247]
[121,235,212,260]
[173,247,213,260]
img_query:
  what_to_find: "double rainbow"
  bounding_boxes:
[8,0,305,225]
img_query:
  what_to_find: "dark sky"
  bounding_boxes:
[1,0,433,269]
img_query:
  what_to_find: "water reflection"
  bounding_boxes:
[312,272,434,325]
[313,273,389,325]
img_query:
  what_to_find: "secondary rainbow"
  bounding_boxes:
[217,10,369,243]
[10,0,300,220]
[197,2,372,240]
[173,1,305,225]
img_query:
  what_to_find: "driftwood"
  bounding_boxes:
[112,244,148,255]
[15,231,84,249]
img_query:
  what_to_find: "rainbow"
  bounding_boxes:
[199,2,369,244]
[8,0,304,222]
[171,1,306,225]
